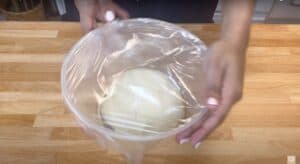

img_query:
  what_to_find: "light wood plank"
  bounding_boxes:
[0,63,61,73]
[0,101,65,115]
[0,30,58,38]
[0,53,63,63]
[232,127,300,142]
[50,127,89,140]
[33,114,78,127]
[0,72,60,81]
[0,140,102,153]
[0,115,35,126]
[0,92,62,101]
[0,152,56,164]
[0,127,51,140]
[0,81,60,92]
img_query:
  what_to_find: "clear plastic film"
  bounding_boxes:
[61,18,208,164]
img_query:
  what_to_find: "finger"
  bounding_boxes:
[176,112,208,143]
[96,10,107,22]
[190,97,233,148]
[190,114,222,149]
[204,55,224,110]
[80,15,97,33]
[112,3,129,19]
[95,0,107,22]
[75,0,97,33]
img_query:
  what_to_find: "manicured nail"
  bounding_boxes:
[207,97,218,106]
[179,138,189,144]
[193,142,202,149]
[105,10,115,22]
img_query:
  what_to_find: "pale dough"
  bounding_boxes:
[101,68,184,135]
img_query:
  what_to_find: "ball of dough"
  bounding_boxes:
[101,68,184,135]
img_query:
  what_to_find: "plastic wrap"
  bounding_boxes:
[61,18,208,164]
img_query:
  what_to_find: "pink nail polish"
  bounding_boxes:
[193,142,202,149]
[207,97,218,106]
[179,138,189,144]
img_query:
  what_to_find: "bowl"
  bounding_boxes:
[61,18,208,164]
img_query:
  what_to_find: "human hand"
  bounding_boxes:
[75,0,129,33]
[176,39,246,149]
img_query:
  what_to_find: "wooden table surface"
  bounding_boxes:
[0,22,299,164]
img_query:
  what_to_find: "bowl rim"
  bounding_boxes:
[61,18,208,142]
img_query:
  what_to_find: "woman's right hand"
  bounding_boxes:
[75,0,129,33]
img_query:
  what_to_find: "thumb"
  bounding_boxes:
[75,0,97,33]
[204,56,224,110]
[80,15,97,33]
[112,3,129,19]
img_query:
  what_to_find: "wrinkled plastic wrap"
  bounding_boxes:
[61,18,208,164]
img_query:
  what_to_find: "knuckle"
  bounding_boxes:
[201,125,212,134]
[214,113,226,125]
[229,87,243,102]
[207,83,220,92]
[234,88,243,100]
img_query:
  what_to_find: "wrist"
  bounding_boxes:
[220,22,251,54]
[213,38,246,58]
[219,35,248,55]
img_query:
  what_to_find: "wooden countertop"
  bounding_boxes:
[0,22,299,164]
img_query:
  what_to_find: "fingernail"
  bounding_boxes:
[179,138,189,144]
[193,142,202,149]
[105,10,115,22]
[207,97,218,106]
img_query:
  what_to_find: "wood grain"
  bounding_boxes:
[0,30,58,38]
[0,22,299,163]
